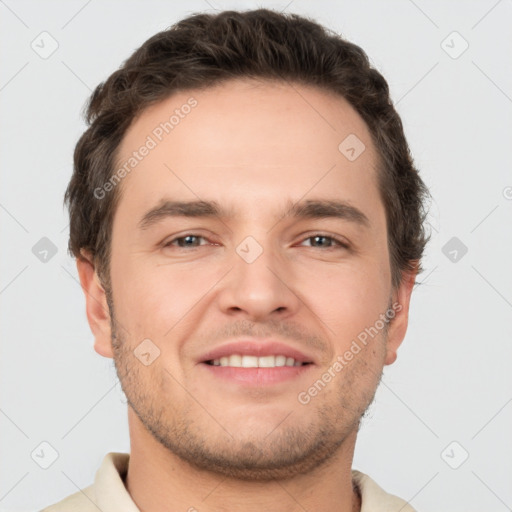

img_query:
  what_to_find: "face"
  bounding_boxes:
[80,78,415,480]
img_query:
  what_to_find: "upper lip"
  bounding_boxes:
[198,339,316,364]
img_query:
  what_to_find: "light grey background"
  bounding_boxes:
[1,1,511,511]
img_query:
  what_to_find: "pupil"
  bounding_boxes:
[181,236,197,246]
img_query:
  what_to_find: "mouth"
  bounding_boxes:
[198,340,316,386]
[201,360,314,386]
[204,355,312,368]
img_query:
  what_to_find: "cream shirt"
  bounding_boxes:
[40,452,416,512]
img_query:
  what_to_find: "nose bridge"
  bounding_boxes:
[234,233,284,289]
[218,232,298,318]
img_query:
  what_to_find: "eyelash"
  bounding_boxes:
[163,233,349,250]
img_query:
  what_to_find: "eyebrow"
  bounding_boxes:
[137,198,371,231]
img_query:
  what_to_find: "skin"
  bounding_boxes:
[77,78,416,512]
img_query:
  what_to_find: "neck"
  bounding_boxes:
[124,410,361,512]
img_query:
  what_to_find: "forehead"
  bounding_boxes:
[112,78,382,225]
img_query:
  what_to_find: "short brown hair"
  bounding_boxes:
[65,8,430,291]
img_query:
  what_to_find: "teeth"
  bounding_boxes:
[275,355,286,367]
[230,354,242,366]
[258,355,275,368]
[211,355,305,368]
[242,355,259,368]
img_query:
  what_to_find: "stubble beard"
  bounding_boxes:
[106,288,384,481]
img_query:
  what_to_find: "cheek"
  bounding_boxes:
[112,258,219,336]
[302,260,390,348]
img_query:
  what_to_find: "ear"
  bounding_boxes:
[75,250,114,358]
[384,263,418,366]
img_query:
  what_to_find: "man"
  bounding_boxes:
[43,8,430,512]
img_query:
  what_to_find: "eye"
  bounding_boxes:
[299,234,349,250]
[162,233,349,251]
[164,234,210,248]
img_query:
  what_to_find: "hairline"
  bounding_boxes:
[96,79,399,291]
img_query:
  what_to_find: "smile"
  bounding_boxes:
[205,355,311,368]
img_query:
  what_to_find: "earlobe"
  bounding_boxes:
[384,264,418,366]
[385,351,397,365]
[75,250,114,359]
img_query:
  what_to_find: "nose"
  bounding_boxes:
[217,238,301,322]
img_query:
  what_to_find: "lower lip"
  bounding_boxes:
[201,363,313,385]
